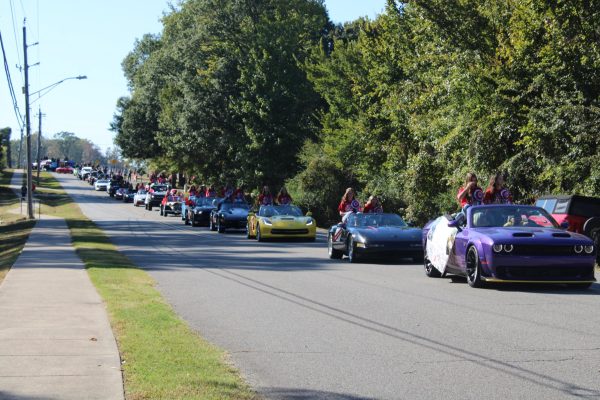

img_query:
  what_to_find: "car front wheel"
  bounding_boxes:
[347,237,359,263]
[217,219,225,233]
[209,217,216,231]
[256,225,263,242]
[423,248,442,278]
[328,234,343,259]
[466,246,484,288]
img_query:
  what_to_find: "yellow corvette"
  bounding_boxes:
[246,205,317,241]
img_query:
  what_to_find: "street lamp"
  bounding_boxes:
[30,75,87,187]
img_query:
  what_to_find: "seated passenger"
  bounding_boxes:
[363,195,383,214]
[457,172,483,208]
[277,187,293,205]
[338,187,361,223]
[258,186,274,206]
[483,173,512,204]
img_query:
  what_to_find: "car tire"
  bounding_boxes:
[423,247,442,277]
[185,213,190,225]
[347,237,359,263]
[246,222,254,239]
[160,206,164,216]
[466,246,484,288]
[328,233,343,259]
[148,204,152,211]
[217,219,225,233]
[209,217,217,231]
[256,225,263,242]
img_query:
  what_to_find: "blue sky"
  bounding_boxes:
[0,0,386,154]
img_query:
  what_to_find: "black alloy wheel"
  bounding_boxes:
[246,222,253,239]
[256,224,263,242]
[209,216,217,231]
[217,218,225,233]
[466,246,484,288]
[328,233,343,259]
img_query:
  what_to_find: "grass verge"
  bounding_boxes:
[0,169,35,283]
[36,171,258,400]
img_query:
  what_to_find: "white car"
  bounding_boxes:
[94,179,110,191]
[78,166,93,180]
[133,189,147,207]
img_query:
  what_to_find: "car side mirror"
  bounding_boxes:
[248,212,255,217]
[560,221,569,229]
[306,211,312,217]
[447,219,460,228]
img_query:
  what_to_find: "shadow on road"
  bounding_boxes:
[261,387,374,400]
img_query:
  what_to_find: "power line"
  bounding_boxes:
[0,29,25,130]
[9,0,23,84]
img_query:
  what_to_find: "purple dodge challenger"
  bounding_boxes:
[422,204,596,288]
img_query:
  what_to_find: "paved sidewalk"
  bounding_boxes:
[0,217,124,400]
[8,168,24,198]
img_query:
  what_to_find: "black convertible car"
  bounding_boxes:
[209,201,251,233]
[185,197,220,227]
[327,213,423,263]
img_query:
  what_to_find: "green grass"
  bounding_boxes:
[35,171,258,400]
[0,169,35,283]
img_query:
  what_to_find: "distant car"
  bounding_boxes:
[114,187,128,200]
[185,197,220,226]
[327,213,422,262]
[78,166,93,180]
[94,179,110,191]
[144,184,169,210]
[122,188,136,203]
[536,195,600,261]
[133,189,147,207]
[55,166,73,174]
[247,204,316,241]
[422,204,596,288]
[210,200,251,233]
[107,181,121,197]
[160,194,182,217]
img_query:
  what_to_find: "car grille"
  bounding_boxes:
[509,245,575,256]
[495,266,593,281]
[271,229,309,235]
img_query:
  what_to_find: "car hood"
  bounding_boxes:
[354,226,422,242]
[193,206,216,212]
[472,227,592,244]
[222,208,250,217]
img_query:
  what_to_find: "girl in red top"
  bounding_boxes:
[277,187,293,205]
[483,173,512,204]
[457,172,483,208]
[258,186,274,206]
[205,185,216,197]
[338,188,361,218]
[233,186,246,202]
[363,195,383,213]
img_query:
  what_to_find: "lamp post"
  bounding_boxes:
[30,75,87,186]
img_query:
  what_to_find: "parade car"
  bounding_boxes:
[210,200,251,233]
[184,197,220,227]
[122,188,136,203]
[536,194,600,262]
[246,204,316,241]
[55,166,73,174]
[133,189,147,207]
[94,178,110,191]
[422,204,596,288]
[144,184,169,210]
[160,193,182,217]
[327,213,422,262]
[114,187,129,200]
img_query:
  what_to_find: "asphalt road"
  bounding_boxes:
[54,173,600,400]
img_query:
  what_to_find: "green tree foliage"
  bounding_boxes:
[114,0,600,224]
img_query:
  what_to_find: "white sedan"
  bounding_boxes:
[94,179,110,191]
[133,190,147,207]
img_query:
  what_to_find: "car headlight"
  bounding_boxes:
[492,244,503,253]
[574,245,583,254]
[503,244,514,253]
[264,218,272,226]
[584,245,594,254]
[306,218,313,226]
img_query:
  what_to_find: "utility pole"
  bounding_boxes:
[36,108,44,186]
[6,129,11,168]
[17,127,23,168]
[23,25,34,220]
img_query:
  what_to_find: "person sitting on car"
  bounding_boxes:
[483,173,513,205]
[233,186,246,202]
[277,187,293,205]
[457,172,483,208]
[258,186,274,206]
[363,195,383,214]
[205,185,216,197]
[188,185,197,197]
[338,187,361,222]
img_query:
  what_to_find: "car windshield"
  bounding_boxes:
[259,205,303,217]
[471,206,559,228]
[221,202,250,211]
[152,185,168,192]
[197,197,220,207]
[348,213,407,228]
[137,190,147,195]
